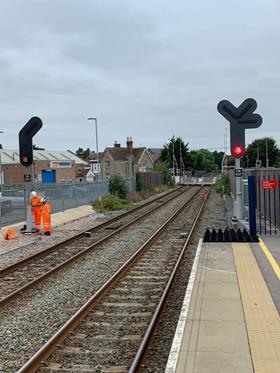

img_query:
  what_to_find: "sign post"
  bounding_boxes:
[217,98,262,220]
[19,117,43,233]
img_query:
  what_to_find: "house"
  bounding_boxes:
[147,148,163,164]
[0,149,88,184]
[100,138,154,180]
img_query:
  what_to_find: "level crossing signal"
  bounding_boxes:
[19,117,43,167]
[217,98,262,158]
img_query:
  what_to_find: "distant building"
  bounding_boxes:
[147,148,163,164]
[0,149,88,185]
[100,138,154,180]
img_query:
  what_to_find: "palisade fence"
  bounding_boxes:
[243,169,280,234]
[136,171,164,190]
[229,168,280,234]
[0,177,136,227]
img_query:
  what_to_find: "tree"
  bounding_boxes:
[33,144,45,150]
[188,149,216,172]
[245,137,280,168]
[75,147,90,160]
[212,151,225,170]
[160,136,189,172]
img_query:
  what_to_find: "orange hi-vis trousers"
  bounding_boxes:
[41,203,52,233]
[31,196,42,229]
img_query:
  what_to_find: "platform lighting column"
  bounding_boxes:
[87,117,99,181]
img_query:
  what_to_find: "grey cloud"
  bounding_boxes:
[0,0,278,152]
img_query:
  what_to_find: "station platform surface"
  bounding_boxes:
[166,237,280,373]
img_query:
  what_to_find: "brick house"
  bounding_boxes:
[0,149,88,185]
[100,138,154,180]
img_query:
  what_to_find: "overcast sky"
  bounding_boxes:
[0,0,279,153]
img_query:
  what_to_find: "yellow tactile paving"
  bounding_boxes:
[232,243,280,373]
[259,238,280,281]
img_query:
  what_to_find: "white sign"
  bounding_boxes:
[50,161,73,169]
[86,170,96,182]
[91,161,100,174]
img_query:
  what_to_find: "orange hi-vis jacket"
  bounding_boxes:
[41,202,52,233]
[31,196,42,229]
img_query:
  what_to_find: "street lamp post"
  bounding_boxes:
[0,131,4,191]
[87,117,99,180]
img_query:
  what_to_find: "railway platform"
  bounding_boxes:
[166,237,280,373]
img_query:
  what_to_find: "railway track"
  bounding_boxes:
[18,186,210,372]
[0,186,191,306]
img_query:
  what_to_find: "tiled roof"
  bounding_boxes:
[0,149,87,165]
[147,148,162,163]
[105,147,146,163]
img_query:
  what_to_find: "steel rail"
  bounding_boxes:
[18,186,205,373]
[0,186,194,307]
[128,187,211,372]
[0,186,185,274]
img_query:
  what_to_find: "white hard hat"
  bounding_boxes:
[31,191,37,197]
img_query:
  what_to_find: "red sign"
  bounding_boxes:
[262,180,277,189]
[200,192,207,200]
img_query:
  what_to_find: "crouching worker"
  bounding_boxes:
[31,191,42,231]
[41,198,52,236]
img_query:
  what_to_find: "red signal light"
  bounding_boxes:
[231,145,245,158]
[21,155,29,163]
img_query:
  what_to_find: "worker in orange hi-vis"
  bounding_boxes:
[30,191,42,231]
[40,198,52,236]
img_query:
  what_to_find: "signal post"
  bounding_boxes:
[217,98,262,220]
[19,117,43,233]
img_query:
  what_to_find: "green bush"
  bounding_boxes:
[93,195,134,211]
[109,175,128,199]
[136,174,145,191]
[168,175,175,187]
[215,175,231,195]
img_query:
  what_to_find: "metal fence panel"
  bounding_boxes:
[0,177,136,227]
[242,169,280,234]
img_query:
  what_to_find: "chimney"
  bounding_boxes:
[114,140,121,148]
[126,137,133,155]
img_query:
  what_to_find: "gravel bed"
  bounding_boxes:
[0,188,187,301]
[0,187,198,372]
[0,213,109,269]
[141,190,228,372]
[0,188,179,270]
[38,191,206,371]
